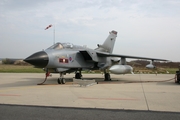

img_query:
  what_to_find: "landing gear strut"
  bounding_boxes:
[58,73,66,84]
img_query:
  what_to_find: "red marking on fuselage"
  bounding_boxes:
[59,58,68,63]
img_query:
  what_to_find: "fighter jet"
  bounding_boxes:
[24,30,167,84]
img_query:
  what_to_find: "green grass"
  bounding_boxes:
[0,64,178,74]
[165,68,178,74]
[133,67,178,74]
[0,64,44,73]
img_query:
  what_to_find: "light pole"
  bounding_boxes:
[53,24,55,45]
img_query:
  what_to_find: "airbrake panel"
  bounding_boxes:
[79,50,98,62]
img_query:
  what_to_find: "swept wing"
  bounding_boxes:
[96,51,168,61]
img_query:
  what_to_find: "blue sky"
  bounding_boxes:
[0,0,180,61]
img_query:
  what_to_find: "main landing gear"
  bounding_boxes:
[175,71,180,84]
[104,70,111,81]
[75,71,82,79]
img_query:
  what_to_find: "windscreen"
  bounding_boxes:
[47,43,73,50]
[47,43,63,50]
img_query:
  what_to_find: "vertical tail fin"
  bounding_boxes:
[95,30,117,53]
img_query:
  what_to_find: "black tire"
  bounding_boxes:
[57,78,61,84]
[177,74,180,84]
[175,74,180,83]
[104,73,111,81]
[175,79,178,83]
[75,73,81,79]
[61,78,66,84]
[178,80,180,84]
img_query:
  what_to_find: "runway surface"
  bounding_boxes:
[1,104,180,120]
[0,73,180,119]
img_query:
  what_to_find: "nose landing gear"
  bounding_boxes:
[57,73,66,84]
[37,71,66,85]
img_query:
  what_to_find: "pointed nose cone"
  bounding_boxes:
[24,51,49,68]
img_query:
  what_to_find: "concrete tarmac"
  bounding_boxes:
[0,73,179,113]
[1,104,180,120]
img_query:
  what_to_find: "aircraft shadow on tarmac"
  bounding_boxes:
[0,78,44,88]
[0,77,176,88]
[0,77,123,87]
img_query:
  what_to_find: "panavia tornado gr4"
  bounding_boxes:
[24,30,168,84]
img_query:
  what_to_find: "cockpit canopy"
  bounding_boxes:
[47,43,73,50]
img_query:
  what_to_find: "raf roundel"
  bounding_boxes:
[69,57,72,62]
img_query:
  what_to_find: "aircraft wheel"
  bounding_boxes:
[175,80,178,83]
[75,73,81,79]
[61,78,66,84]
[57,78,62,84]
[178,80,180,84]
[104,73,111,81]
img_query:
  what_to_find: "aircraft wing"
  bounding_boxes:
[96,52,168,61]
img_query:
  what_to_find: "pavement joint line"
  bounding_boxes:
[78,97,138,101]
[139,74,149,111]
